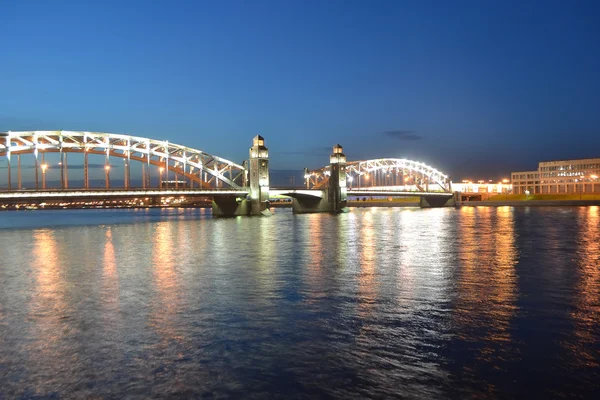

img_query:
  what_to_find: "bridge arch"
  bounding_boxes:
[306,158,451,192]
[0,131,246,189]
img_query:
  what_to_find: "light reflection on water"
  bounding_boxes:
[0,206,599,398]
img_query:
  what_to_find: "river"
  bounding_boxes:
[1,206,599,398]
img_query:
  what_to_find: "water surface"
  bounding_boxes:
[1,206,599,398]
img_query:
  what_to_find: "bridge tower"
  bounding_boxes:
[248,135,271,215]
[291,144,349,214]
[328,144,348,212]
[212,135,271,217]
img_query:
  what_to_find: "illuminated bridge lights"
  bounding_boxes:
[306,158,451,192]
[0,131,246,189]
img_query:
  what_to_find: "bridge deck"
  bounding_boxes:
[0,187,452,201]
[0,189,249,200]
[348,189,452,197]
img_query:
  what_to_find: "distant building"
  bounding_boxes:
[512,158,600,194]
[453,181,511,201]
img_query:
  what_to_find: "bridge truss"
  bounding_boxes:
[306,158,451,192]
[0,131,246,190]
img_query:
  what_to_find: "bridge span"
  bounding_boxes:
[1,131,457,214]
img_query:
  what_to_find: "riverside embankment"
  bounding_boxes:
[460,193,600,207]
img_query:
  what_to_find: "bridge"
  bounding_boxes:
[0,131,456,215]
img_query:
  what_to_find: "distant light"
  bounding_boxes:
[105,165,111,171]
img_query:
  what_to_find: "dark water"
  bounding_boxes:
[1,206,599,399]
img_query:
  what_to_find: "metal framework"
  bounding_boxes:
[306,158,451,192]
[0,131,246,190]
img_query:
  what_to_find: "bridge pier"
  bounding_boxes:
[419,193,458,208]
[212,135,271,217]
[293,144,349,214]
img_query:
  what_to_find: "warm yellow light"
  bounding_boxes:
[105,165,111,171]
[159,167,165,173]
[591,175,598,179]
[502,179,509,183]
[41,164,48,172]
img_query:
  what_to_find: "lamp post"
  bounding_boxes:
[105,165,111,190]
[41,164,48,189]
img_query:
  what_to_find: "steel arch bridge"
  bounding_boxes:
[306,158,451,192]
[0,131,246,190]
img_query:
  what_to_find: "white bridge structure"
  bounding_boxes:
[306,158,452,193]
[1,131,456,214]
[0,131,245,190]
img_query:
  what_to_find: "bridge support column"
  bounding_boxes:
[419,193,457,208]
[211,196,252,217]
[17,155,21,190]
[6,156,11,191]
[292,144,349,214]
[64,153,69,189]
[84,151,89,189]
[212,135,271,217]
[35,154,39,191]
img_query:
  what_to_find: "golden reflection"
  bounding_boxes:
[101,228,120,318]
[255,215,277,300]
[570,206,600,365]
[306,213,326,287]
[151,222,183,343]
[396,209,454,308]
[103,229,118,285]
[454,207,518,356]
[27,229,72,378]
[357,209,376,315]
[337,211,360,274]
[396,210,418,302]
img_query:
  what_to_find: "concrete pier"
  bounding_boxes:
[212,135,271,217]
[292,144,349,213]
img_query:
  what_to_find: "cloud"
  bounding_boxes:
[383,130,423,141]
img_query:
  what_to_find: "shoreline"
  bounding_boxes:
[3,200,600,212]
[458,200,600,207]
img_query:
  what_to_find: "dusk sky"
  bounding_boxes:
[2,0,599,180]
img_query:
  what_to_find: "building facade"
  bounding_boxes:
[512,158,600,194]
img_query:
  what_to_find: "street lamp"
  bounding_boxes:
[105,164,111,189]
[41,164,48,189]
[159,166,165,189]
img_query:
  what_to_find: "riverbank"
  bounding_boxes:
[460,193,600,207]
[460,200,600,207]
[347,201,419,207]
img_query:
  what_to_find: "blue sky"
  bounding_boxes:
[2,0,599,180]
